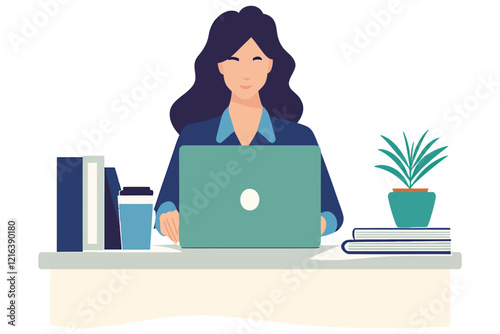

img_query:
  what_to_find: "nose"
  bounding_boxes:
[243,77,250,81]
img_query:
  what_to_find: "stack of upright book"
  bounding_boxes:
[56,156,122,252]
[342,228,451,254]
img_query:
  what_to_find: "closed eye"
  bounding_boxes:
[253,56,262,61]
[228,57,239,61]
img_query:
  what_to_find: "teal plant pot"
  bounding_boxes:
[388,192,436,228]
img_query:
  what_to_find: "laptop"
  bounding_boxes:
[178,145,321,248]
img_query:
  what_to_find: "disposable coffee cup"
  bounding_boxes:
[118,187,154,250]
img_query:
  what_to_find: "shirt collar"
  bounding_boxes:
[216,106,276,143]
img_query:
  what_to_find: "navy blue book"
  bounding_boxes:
[57,157,83,252]
[104,168,122,249]
[341,239,451,255]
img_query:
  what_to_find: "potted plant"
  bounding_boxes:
[375,130,447,227]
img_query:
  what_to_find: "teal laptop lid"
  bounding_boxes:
[179,145,321,248]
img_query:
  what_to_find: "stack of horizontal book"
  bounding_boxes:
[342,228,451,254]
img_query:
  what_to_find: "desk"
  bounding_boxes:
[38,245,462,328]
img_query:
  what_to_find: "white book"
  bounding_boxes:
[82,156,105,250]
[353,228,451,240]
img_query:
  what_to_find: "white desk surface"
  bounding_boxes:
[39,245,462,269]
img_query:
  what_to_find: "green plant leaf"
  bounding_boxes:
[413,146,448,177]
[414,137,439,166]
[411,156,448,187]
[410,142,415,168]
[381,135,409,168]
[379,149,410,181]
[403,132,411,167]
[413,130,429,163]
[375,165,410,188]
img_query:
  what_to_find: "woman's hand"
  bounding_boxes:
[321,216,326,235]
[159,210,179,243]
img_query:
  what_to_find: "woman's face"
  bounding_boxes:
[218,38,273,100]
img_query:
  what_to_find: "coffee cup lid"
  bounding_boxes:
[119,187,153,196]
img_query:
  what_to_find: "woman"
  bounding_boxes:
[154,6,343,243]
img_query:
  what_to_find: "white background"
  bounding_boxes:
[1,0,500,333]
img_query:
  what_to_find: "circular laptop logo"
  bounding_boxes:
[240,189,259,211]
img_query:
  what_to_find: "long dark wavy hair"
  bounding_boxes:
[170,6,303,134]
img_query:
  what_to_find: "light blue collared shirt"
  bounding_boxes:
[155,106,338,237]
[216,106,276,144]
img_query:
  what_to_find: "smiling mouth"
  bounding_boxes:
[240,85,252,89]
